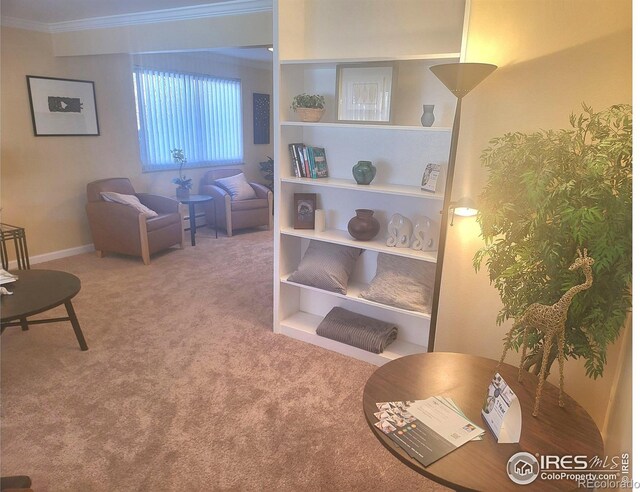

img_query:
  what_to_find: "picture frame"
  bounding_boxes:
[26,75,100,136]
[253,92,270,144]
[336,63,396,124]
[421,163,441,193]
[293,193,317,229]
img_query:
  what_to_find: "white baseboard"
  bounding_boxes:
[7,243,94,269]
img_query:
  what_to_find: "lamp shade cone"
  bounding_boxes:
[452,196,478,217]
[430,63,497,97]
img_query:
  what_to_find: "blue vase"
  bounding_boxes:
[352,161,376,185]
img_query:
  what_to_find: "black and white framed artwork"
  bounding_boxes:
[26,75,100,136]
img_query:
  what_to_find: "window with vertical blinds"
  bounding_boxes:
[133,67,243,171]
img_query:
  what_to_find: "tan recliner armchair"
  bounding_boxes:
[200,170,273,236]
[86,178,183,265]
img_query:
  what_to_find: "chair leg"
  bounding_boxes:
[139,215,151,265]
[225,196,233,237]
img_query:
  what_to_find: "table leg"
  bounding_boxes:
[20,317,29,331]
[64,300,88,351]
[213,199,218,238]
[189,203,197,246]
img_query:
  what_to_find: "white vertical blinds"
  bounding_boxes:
[133,67,243,171]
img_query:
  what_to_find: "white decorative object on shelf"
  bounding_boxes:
[412,216,437,251]
[315,209,326,232]
[386,214,413,248]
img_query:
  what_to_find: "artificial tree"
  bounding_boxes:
[474,104,632,379]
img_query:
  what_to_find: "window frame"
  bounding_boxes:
[132,66,244,173]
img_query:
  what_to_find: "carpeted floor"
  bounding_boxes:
[1,229,446,491]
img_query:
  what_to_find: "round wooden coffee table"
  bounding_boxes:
[1,269,88,350]
[363,352,603,491]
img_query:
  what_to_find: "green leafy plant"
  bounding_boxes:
[291,93,325,110]
[259,156,274,191]
[170,148,192,189]
[473,104,632,379]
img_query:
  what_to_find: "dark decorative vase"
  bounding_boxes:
[421,104,435,127]
[352,161,377,185]
[348,209,380,241]
[176,187,190,200]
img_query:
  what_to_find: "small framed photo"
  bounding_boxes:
[294,193,317,229]
[336,63,396,124]
[421,163,441,193]
[26,75,100,136]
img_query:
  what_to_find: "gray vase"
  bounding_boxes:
[421,104,435,127]
[352,161,376,185]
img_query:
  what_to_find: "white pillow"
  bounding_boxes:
[214,173,257,201]
[100,192,158,219]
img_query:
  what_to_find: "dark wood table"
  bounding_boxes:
[363,352,604,491]
[178,194,215,245]
[1,269,88,351]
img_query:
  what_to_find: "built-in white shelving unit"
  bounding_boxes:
[274,0,468,364]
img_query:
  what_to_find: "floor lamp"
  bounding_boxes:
[427,62,497,351]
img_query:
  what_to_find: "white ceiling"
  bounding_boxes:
[0,0,231,24]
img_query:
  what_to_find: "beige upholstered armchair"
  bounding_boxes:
[86,178,183,265]
[200,169,273,236]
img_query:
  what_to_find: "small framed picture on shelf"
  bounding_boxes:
[336,63,396,124]
[293,193,317,229]
[421,163,441,193]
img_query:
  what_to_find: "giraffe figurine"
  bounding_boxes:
[499,248,594,417]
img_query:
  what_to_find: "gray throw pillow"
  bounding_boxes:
[288,240,361,294]
[359,253,436,313]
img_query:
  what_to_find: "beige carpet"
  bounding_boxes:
[1,229,446,491]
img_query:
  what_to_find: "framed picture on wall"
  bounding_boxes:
[336,63,396,124]
[253,92,270,144]
[293,193,317,229]
[26,75,100,136]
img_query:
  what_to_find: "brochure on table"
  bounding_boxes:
[373,397,484,468]
[481,372,522,443]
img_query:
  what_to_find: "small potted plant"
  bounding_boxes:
[291,93,325,122]
[258,156,274,191]
[170,148,192,199]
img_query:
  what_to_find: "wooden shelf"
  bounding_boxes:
[281,275,432,320]
[281,227,438,263]
[281,177,444,200]
[280,311,427,366]
[280,121,452,132]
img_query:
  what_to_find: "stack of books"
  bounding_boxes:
[288,143,329,179]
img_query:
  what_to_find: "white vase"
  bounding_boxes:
[411,216,437,251]
[386,214,413,248]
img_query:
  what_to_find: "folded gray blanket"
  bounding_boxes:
[316,307,398,354]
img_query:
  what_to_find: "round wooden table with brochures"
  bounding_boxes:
[363,352,605,491]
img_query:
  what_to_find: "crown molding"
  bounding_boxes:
[1,16,51,33]
[1,0,272,34]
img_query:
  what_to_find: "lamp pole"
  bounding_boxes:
[427,63,497,352]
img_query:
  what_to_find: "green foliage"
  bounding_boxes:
[473,104,632,379]
[259,156,274,191]
[291,93,325,110]
[170,148,192,189]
